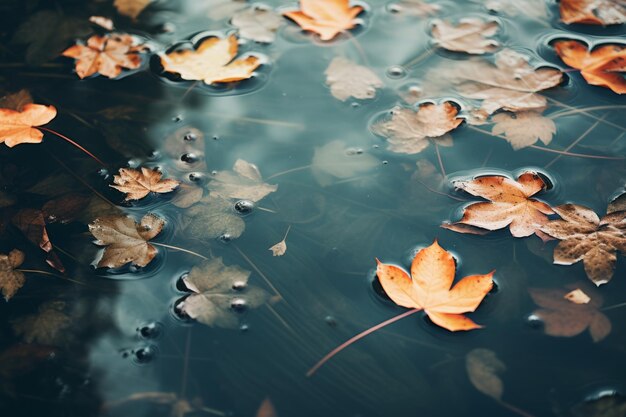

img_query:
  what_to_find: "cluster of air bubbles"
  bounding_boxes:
[234,200,255,215]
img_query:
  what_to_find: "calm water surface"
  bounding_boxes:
[1,1,626,416]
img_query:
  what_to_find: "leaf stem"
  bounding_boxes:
[266,165,312,180]
[434,142,446,178]
[50,154,116,208]
[40,127,105,166]
[306,308,421,377]
[17,268,85,286]
[151,242,208,260]
[547,97,626,132]
[544,115,604,169]
[403,48,434,69]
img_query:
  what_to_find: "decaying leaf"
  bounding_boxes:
[431,18,499,55]
[311,140,379,186]
[0,104,56,147]
[114,0,152,19]
[110,167,179,201]
[12,209,65,272]
[491,111,556,150]
[372,102,463,154]
[388,0,440,16]
[325,57,383,101]
[172,183,204,208]
[485,0,548,19]
[183,196,245,240]
[232,6,283,43]
[529,283,611,342]
[554,40,626,94]
[89,213,165,268]
[208,0,248,20]
[209,159,277,202]
[447,171,554,237]
[62,34,144,79]
[177,257,269,328]
[0,89,33,111]
[560,0,626,25]
[435,49,563,114]
[283,0,364,41]
[12,301,71,345]
[466,348,505,400]
[540,204,625,286]
[0,250,25,301]
[565,288,591,304]
[160,35,261,85]
[269,226,290,257]
[608,191,626,214]
[376,240,494,331]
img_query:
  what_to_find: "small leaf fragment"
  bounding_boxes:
[0,250,25,301]
[466,348,506,400]
[431,18,499,55]
[232,6,283,43]
[325,57,383,101]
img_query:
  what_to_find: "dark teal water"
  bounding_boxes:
[1,1,626,417]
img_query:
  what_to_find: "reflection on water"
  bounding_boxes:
[1,1,625,417]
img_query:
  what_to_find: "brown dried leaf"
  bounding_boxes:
[12,301,71,345]
[232,6,283,43]
[560,0,626,25]
[530,283,611,342]
[0,250,25,301]
[540,204,625,286]
[110,167,180,201]
[209,159,277,202]
[448,171,554,237]
[434,49,563,115]
[491,111,556,150]
[466,348,505,400]
[283,0,364,41]
[177,258,269,328]
[431,18,499,55]
[172,183,204,208]
[325,57,383,101]
[565,288,591,304]
[0,89,33,111]
[0,103,57,147]
[12,209,65,272]
[183,196,245,240]
[608,191,626,214]
[269,226,290,257]
[372,102,463,155]
[62,34,144,79]
[89,213,165,268]
[160,35,261,85]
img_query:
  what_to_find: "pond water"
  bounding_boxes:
[1,1,626,416]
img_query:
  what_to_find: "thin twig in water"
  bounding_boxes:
[51,154,116,207]
[180,80,200,103]
[17,269,86,286]
[547,97,626,132]
[266,165,312,181]
[403,48,434,69]
[434,142,446,178]
[544,115,605,169]
[40,127,105,166]
[151,242,208,260]
[416,181,466,201]
[233,244,285,302]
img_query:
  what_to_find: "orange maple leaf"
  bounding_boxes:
[62,34,144,79]
[283,0,364,41]
[445,171,554,238]
[376,240,493,331]
[0,104,56,147]
[554,40,626,94]
[559,0,626,25]
[110,167,180,201]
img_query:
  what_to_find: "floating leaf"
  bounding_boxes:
[491,110,556,150]
[389,0,440,16]
[110,167,180,201]
[311,140,379,186]
[325,57,383,101]
[431,18,499,55]
[554,40,626,94]
[372,102,463,154]
[62,34,144,79]
[485,0,548,19]
[232,6,283,43]
[0,250,25,301]
[447,171,554,238]
[12,209,65,272]
[283,0,363,41]
[89,214,165,268]
[540,204,625,286]
[560,0,626,25]
[465,348,505,400]
[177,258,269,328]
[565,288,591,304]
[209,159,277,202]
[376,240,493,331]
[0,89,33,111]
[435,49,563,114]
[172,183,204,208]
[184,196,245,240]
[0,104,56,147]
[160,35,261,85]
[269,226,290,257]
[114,0,152,19]
[529,283,611,342]
[12,301,71,345]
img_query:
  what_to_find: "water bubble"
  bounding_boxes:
[181,153,198,163]
[373,144,380,149]
[189,172,204,182]
[148,150,160,160]
[386,3,402,13]
[325,316,337,327]
[159,22,176,33]
[128,159,141,168]
[211,170,218,176]
[172,115,183,122]
[345,147,364,156]
[133,345,158,364]
[386,65,407,79]
[137,322,163,339]
[183,131,198,141]
[239,324,250,332]
[219,233,233,242]
[234,200,255,215]
[212,135,219,140]
[231,298,247,311]
[526,314,543,329]
[176,273,189,291]
[98,168,109,178]
[351,102,360,108]
[382,160,389,165]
